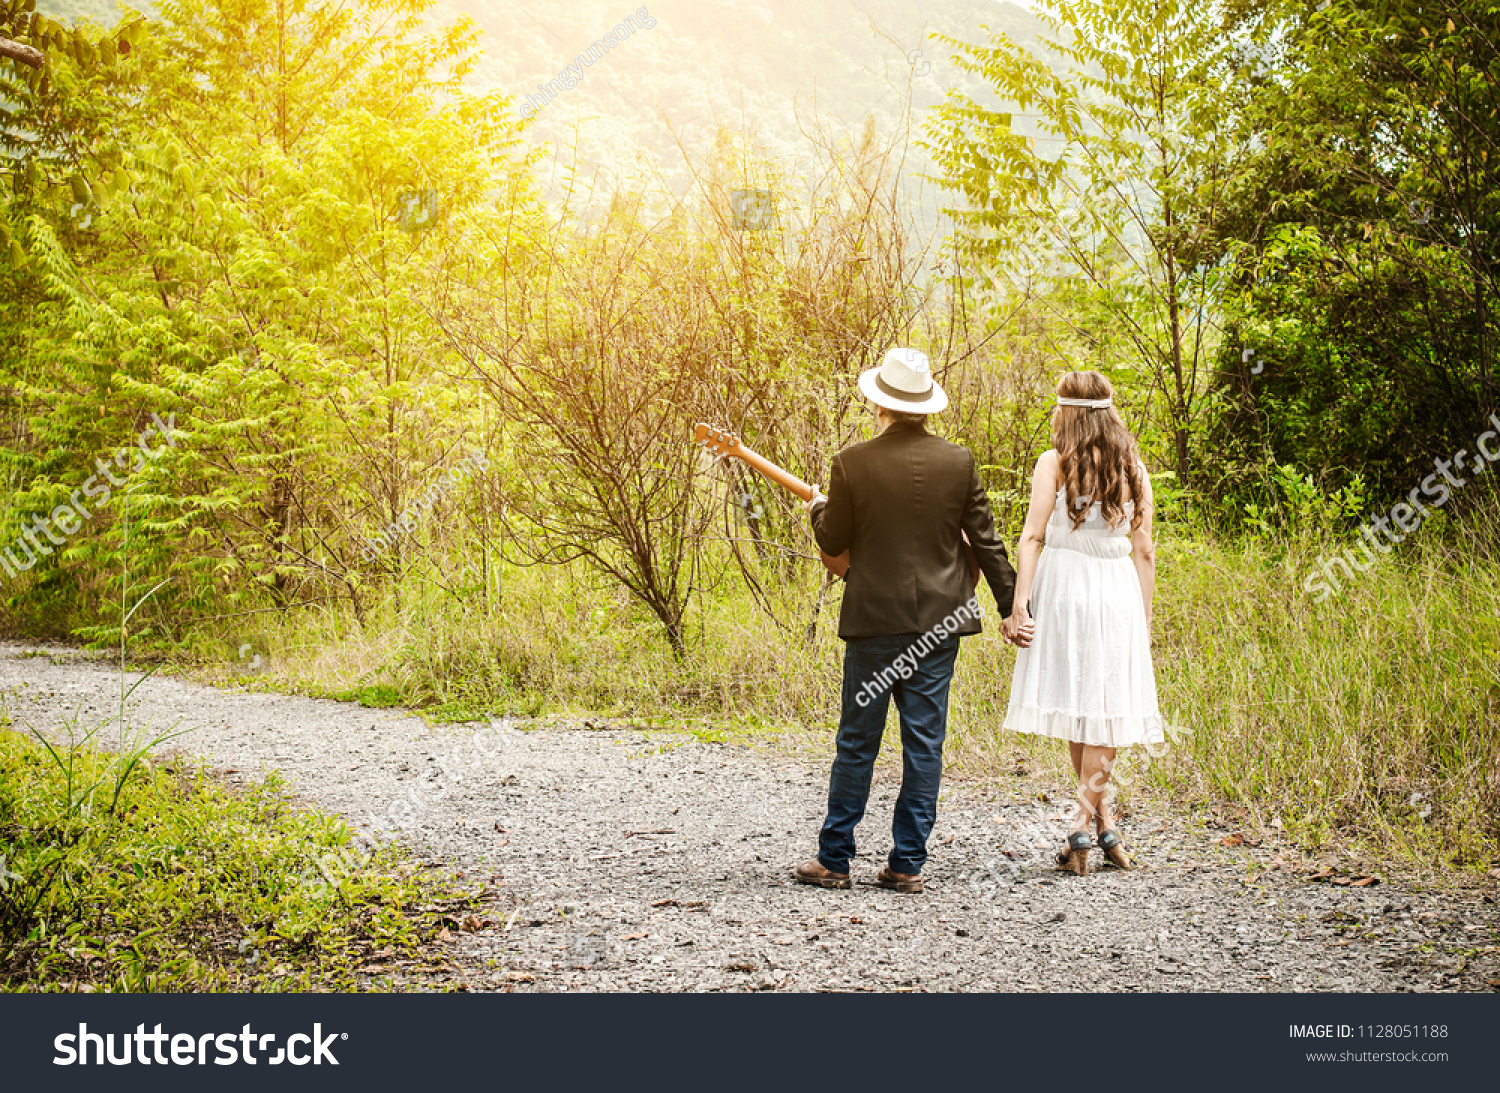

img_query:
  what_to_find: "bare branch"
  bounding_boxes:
[0,36,45,70]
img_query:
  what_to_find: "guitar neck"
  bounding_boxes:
[732,444,814,502]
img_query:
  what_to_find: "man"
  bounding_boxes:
[795,348,1019,894]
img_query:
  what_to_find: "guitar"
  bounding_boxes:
[693,422,980,586]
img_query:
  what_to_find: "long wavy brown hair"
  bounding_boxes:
[1052,371,1145,531]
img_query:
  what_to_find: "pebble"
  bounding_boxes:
[2,642,1497,993]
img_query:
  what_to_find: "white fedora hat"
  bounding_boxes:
[858,348,948,414]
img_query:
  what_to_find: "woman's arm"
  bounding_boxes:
[1129,469,1157,631]
[1007,450,1060,648]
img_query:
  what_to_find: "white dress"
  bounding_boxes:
[1003,478,1163,747]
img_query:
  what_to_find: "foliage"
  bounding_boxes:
[0,0,1496,926]
[1207,0,1500,504]
[1134,495,1500,868]
[924,0,1262,483]
[198,493,1499,870]
[0,0,144,217]
[0,713,475,991]
[433,120,1030,654]
[0,0,542,640]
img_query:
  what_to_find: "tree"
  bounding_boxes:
[0,0,540,638]
[924,0,1260,484]
[1206,0,1500,501]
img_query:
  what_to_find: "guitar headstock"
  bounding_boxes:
[693,422,742,457]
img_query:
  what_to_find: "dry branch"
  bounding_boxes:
[0,36,45,70]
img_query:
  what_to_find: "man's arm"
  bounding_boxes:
[960,454,1016,616]
[809,452,853,556]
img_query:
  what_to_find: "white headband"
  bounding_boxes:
[1057,396,1112,409]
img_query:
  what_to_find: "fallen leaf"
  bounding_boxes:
[1350,876,1379,887]
[463,915,484,931]
[494,823,507,833]
[1307,869,1338,882]
[941,836,954,846]
[1220,833,1245,847]
[651,899,679,908]
[621,932,648,941]
[437,928,454,941]
[505,971,533,982]
[849,917,865,925]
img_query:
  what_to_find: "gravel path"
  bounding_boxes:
[2,642,1496,993]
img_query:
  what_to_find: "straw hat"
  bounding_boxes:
[858,348,948,414]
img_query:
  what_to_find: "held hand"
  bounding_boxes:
[805,485,827,514]
[1007,607,1035,649]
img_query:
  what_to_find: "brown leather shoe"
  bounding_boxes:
[794,859,852,889]
[874,866,923,893]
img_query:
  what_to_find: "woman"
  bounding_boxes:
[1002,371,1162,875]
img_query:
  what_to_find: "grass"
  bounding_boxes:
[178,501,1499,876]
[0,716,481,992]
[1,490,1494,998]
[1142,529,1500,868]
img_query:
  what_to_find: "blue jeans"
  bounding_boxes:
[817,633,961,876]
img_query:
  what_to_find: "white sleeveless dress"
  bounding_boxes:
[1003,479,1163,747]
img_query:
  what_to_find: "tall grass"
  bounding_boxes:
[195,495,1500,871]
[1142,525,1499,866]
[0,721,473,991]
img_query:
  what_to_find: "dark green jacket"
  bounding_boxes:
[811,420,1016,639]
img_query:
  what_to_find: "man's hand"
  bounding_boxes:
[805,485,827,514]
